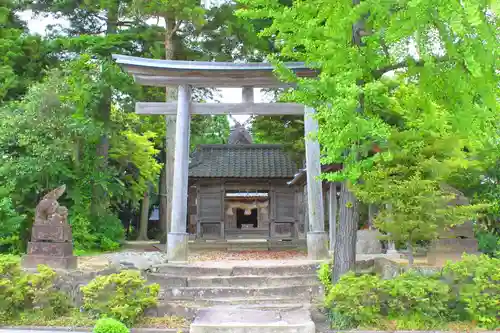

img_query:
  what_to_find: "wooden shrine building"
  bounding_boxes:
[112,54,329,261]
[187,123,304,241]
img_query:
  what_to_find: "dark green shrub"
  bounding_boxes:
[442,254,500,329]
[70,211,123,252]
[382,271,451,319]
[81,270,160,326]
[0,193,25,253]
[93,318,129,333]
[477,231,500,257]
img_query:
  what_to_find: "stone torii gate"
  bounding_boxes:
[113,54,328,261]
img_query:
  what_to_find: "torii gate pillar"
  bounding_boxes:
[166,85,191,262]
[304,107,329,260]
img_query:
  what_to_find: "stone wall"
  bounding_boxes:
[372,257,441,279]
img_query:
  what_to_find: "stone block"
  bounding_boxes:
[190,307,315,333]
[31,224,73,242]
[186,275,319,288]
[159,285,322,300]
[27,241,74,257]
[427,238,479,266]
[306,231,329,260]
[356,230,383,254]
[166,232,189,262]
[22,254,77,270]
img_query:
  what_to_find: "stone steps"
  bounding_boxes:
[152,263,322,276]
[149,274,319,288]
[156,298,311,319]
[189,306,315,333]
[160,284,322,300]
[149,262,323,333]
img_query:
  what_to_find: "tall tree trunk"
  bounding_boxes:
[158,163,167,243]
[333,182,359,282]
[91,4,118,215]
[406,233,414,267]
[406,241,414,267]
[332,0,364,282]
[138,191,150,241]
[159,14,178,247]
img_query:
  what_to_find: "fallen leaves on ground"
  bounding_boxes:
[188,250,307,262]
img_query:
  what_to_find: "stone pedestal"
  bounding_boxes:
[427,221,479,266]
[307,231,329,260]
[166,232,189,262]
[22,185,77,270]
[427,238,479,266]
[356,230,383,254]
[23,226,77,270]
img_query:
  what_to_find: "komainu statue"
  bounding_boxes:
[34,184,68,225]
[23,185,77,270]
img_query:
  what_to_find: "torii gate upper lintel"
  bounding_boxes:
[112,54,329,261]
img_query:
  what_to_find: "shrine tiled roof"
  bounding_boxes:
[189,144,298,178]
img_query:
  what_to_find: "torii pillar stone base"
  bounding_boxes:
[307,231,329,260]
[166,232,189,262]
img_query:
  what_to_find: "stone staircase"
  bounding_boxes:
[148,262,324,333]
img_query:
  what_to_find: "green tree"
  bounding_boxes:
[0,0,57,103]
[0,56,163,250]
[239,0,498,276]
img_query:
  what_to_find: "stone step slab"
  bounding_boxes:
[188,274,319,288]
[189,306,315,333]
[152,263,322,277]
[148,274,319,288]
[160,284,322,300]
[155,299,310,319]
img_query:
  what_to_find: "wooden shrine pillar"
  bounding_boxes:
[304,106,328,260]
[166,84,191,262]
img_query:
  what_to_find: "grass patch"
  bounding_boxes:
[3,310,95,327]
[136,316,188,329]
[74,249,108,256]
[360,318,481,331]
[2,310,188,329]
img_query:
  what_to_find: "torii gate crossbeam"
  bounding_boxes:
[113,54,329,262]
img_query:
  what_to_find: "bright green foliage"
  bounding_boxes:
[383,271,451,319]
[109,129,162,201]
[93,318,130,333]
[325,273,383,327]
[25,265,72,318]
[352,129,486,256]
[81,270,160,326]
[0,256,70,321]
[320,254,500,330]
[0,255,25,320]
[238,0,498,255]
[317,262,333,294]
[443,254,500,329]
